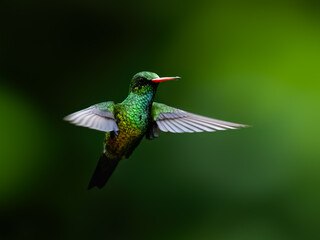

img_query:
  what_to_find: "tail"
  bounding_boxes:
[88,154,120,189]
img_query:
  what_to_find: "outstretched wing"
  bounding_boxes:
[147,102,247,138]
[64,101,119,132]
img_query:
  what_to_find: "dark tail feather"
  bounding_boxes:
[88,154,120,190]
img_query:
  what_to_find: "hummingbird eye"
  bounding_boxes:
[138,77,146,81]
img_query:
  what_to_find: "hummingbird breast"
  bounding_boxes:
[103,96,153,159]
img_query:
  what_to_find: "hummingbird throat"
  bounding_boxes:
[124,84,157,111]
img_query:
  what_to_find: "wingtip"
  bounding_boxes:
[63,113,75,122]
[63,116,70,121]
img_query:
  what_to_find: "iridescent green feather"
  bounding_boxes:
[151,102,175,121]
[96,101,116,112]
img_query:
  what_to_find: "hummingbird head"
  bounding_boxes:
[129,71,180,94]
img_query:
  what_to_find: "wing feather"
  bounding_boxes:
[162,120,177,133]
[156,120,168,132]
[184,117,227,130]
[166,120,185,133]
[64,102,119,132]
[174,119,204,132]
[151,102,248,135]
[179,118,216,132]
[168,119,193,133]
[163,120,177,133]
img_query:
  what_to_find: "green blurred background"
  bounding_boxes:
[0,0,320,239]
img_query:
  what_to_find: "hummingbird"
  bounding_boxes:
[64,71,247,189]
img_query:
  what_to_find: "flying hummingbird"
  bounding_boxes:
[64,71,247,189]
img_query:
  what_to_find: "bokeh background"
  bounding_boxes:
[1,0,320,239]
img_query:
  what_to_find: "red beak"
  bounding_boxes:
[151,76,181,83]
